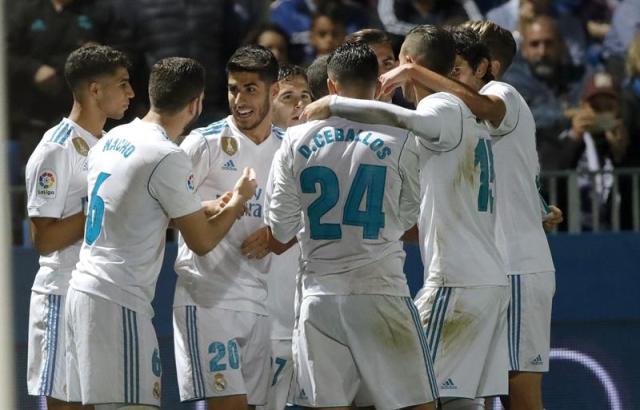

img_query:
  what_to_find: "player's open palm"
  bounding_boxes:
[301,96,332,121]
[241,226,271,259]
[234,167,258,202]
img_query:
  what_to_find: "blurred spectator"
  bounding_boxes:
[270,0,369,64]
[112,0,257,124]
[306,4,347,64]
[621,33,640,167]
[377,0,481,35]
[306,54,330,99]
[7,0,103,161]
[603,0,640,78]
[254,24,291,65]
[486,0,588,65]
[502,15,584,165]
[553,72,628,230]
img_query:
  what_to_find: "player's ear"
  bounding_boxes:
[270,81,280,98]
[476,58,490,80]
[490,59,502,78]
[88,80,100,99]
[327,78,338,95]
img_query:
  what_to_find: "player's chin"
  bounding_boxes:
[109,110,127,120]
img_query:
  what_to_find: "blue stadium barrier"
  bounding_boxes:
[12,232,640,409]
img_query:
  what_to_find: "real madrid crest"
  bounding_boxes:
[72,137,90,156]
[221,136,238,156]
[213,373,227,392]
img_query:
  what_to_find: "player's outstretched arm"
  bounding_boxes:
[379,63,507,127]
[30,212,85,255]
[175,167,257,256]
[302,95,443,142]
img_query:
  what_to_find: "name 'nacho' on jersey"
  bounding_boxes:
[298,127,391,160]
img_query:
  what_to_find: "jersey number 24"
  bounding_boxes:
[300,164,386,240]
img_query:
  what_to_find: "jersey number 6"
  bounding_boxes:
[85,172,111,245]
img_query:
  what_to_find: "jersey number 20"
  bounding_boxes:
[85,172,111,245]
[300,164,386,240]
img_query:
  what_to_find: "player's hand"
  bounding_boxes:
[300,96,332,121]
[543,205,564,232]
[202,192,232,218]
[233,167,257,203]
[378,64,412,100]
[241,226,270,259]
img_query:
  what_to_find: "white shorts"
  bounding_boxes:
[508,271,555,372]
[292,295,438,409]
[257,339,294,410]
[65,288,162,406]
[173,305,270,404]
[415,286,509,399]
[27,291,69,401]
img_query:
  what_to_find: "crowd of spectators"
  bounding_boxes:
[6,0,640,240]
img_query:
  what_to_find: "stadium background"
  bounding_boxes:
[6,0,640,408]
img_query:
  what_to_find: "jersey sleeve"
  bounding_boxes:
[265,134,302,243]
[483,82,520,136]
[414,94,463,151]
[397,133,420,230]
[180,131,211,189]
[25,144,73,218]
[148,150,203,219]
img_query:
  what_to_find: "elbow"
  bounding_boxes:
[189,238,217,257]
[33,240,56,256]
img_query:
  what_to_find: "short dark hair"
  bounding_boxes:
[327,42,378,87]
[148,57,205,114]
[226,45,279,85]
[278,64,308,82]
[401,25,456,75]
[306,54,330,100]
[449,26,494,83]
[463,20,516,75]
[64,45,130,92]
[345,28,392,48]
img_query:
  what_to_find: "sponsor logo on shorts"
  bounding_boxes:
[440,378,457,390]
[221,136,238,156]
[37,170,57,198]
[530,354,544,366]
[222,159,237,171]
[213,373,227,392]
[153,381,161,399]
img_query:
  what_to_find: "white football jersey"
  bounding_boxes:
[70,118,203,316]
[480,81,555,275]
[266,116,420,297]
[415,93,507,287]
[25,118,99,294]
[173,116,283,315]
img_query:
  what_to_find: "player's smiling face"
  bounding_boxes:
[228,71,272,131]
[272,75,312,128]
[94,67,134,120]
